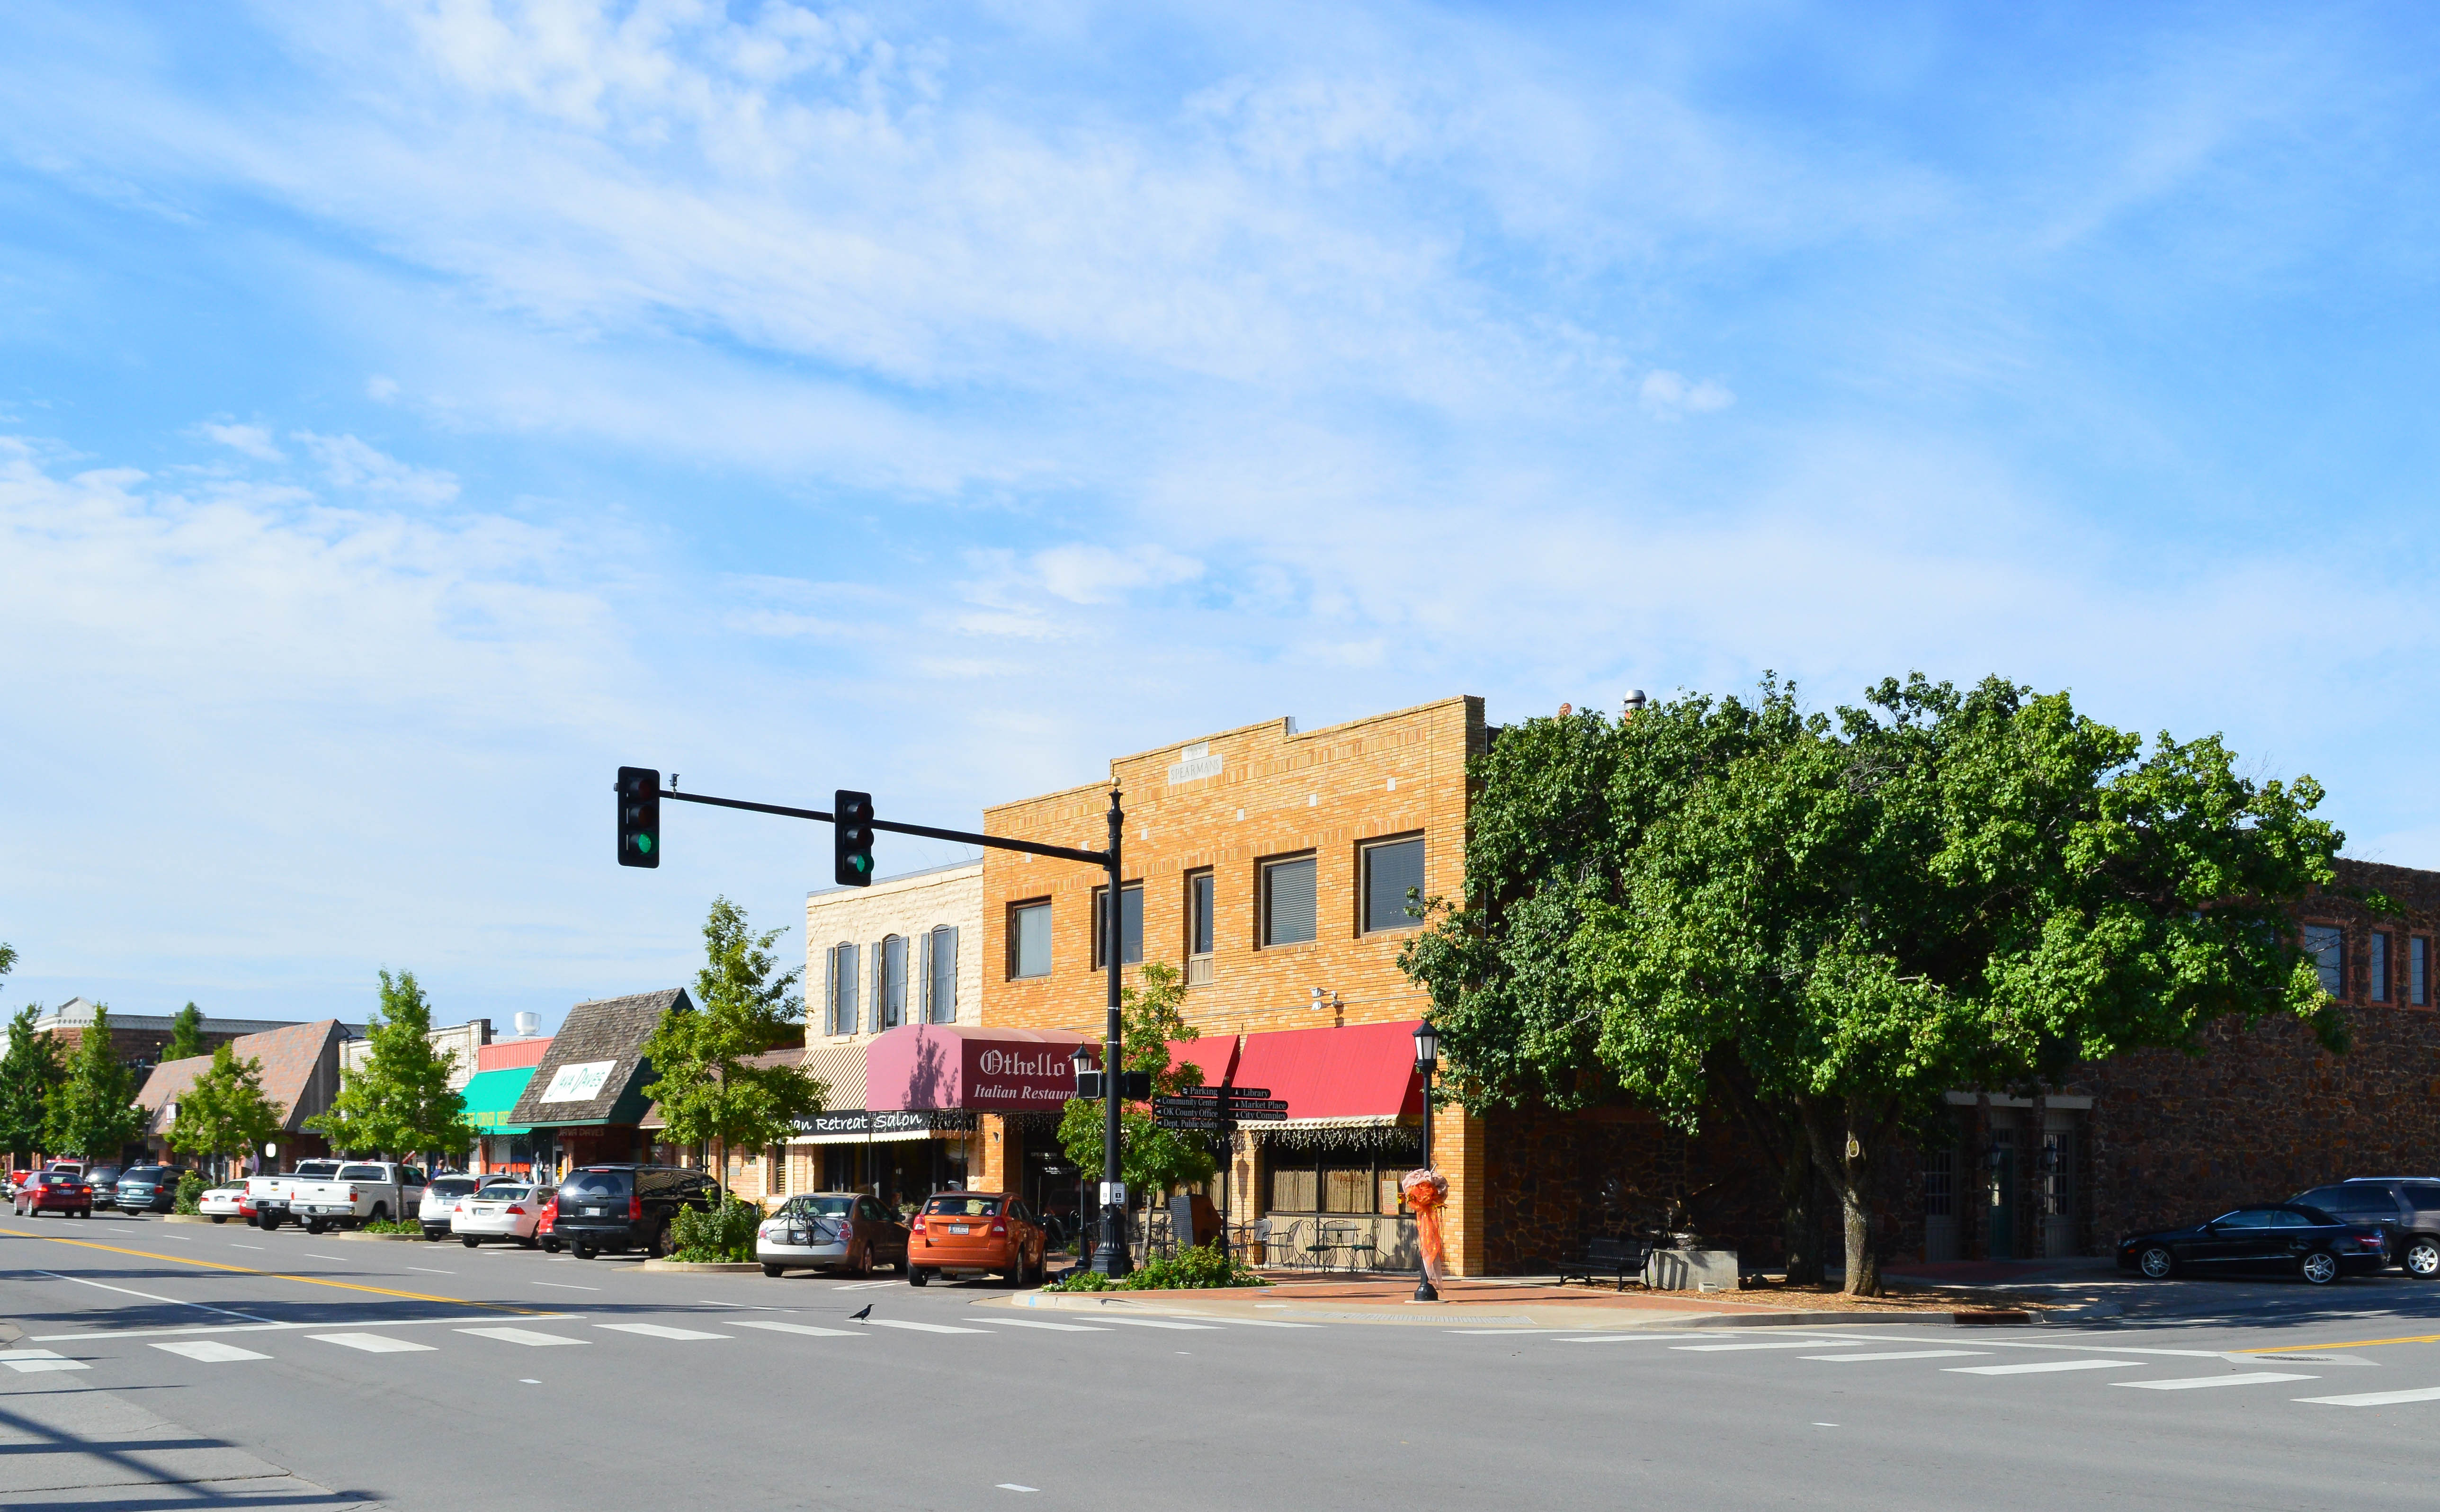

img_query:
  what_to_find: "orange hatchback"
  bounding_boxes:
[907,1192,1047,1287]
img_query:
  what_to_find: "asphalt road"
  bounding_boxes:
[7,1211,2440,1511]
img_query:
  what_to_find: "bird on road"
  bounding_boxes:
[849,1304,872,1323]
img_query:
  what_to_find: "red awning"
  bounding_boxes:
[1073,1035,1241,1088]
[1230,1020,1423,1124]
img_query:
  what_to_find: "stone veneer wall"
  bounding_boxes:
[1479,1104,1790,1276]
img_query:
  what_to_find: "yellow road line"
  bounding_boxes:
[0,1230,547,1315]
[2235,1333,2440,1353]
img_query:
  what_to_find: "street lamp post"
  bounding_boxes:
[1412,1022,1439,1304]
[1090,790,1132,1278]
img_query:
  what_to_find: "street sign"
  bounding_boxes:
[1219,1098,1288,1112]
[1229,1109,1287,1121]
[1172,1085,1270,1100]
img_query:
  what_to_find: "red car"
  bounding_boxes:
[16,1171,95,1218]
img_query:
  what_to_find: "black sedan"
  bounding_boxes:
[2117,1204,2387,1286]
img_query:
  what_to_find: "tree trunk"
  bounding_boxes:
[1798,1093,1886,1297]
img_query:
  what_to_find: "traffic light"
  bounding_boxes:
[834,789,875,886]
[617,767,661,868]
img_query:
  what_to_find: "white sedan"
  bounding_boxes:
[197,1186,245,1223]
[451,1183,543,1247]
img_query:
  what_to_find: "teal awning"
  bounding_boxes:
[460,1066,537,1136]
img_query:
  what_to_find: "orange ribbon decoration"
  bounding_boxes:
[1402,1168,1448,1288]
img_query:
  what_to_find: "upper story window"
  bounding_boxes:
[926,925,959,1023]
[2304,925,2344,998]
[1009,900,1053,979]
[1093,883,1144,968]
[2413,937,2429,1008]
[826,943,859,1035]
[1185,870,1215,986]
[2369,932,2391,1004]
[1361,835,1425,934]
[1261,854,1317,947]
[880,935,908,1028]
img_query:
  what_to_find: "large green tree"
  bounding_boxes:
[45,1002,146,1160]
[1,1003,65,1163]
[167,1042,282,1172]
[1057,962,1216,1209]
[643,897,827,1165]
[306,971,475,1159]
[164,1002,207,1062]
[1407,675,2348,1295]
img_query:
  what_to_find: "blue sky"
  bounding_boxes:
[5,1,2438,1035]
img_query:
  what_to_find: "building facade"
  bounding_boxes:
[28,999,365,1074]
[133,1019,353,1175]
[340,1017,491,1093]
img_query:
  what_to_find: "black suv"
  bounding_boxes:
[2290,1179,2440,1279]
[553,1165,719,1261]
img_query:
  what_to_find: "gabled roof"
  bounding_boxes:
[639,1044,805,1131]
[509,989,688,1129]
[134,1019,348,1135]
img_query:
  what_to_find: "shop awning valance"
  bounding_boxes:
[1230,1020,1424,1128]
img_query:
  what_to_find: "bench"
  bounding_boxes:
[1557,1235,1653,1291]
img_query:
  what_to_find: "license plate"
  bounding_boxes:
[948,1224,970,1235]
[588,1206,607,1216]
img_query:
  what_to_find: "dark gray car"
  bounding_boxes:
[2291,1179,2440,1278]
[112,1165,179,1214]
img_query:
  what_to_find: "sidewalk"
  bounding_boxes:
[991,1273,2039,1329]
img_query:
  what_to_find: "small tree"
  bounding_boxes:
[307,970,475,1159]
[644,897,827,1167]
[164,1002,207,1062]
[45,1002,145,1161]
[1057,963,1216,1222]
[168,1042,281,1175]
[0,1002,64,1164]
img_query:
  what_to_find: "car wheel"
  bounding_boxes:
[573,1243,597,1261]
[2404,1236,2440,1279]
[2300,1249,2342,1286]
[211,1216,227,1225]
[2137,1245,2176,1280]
[520,1235,539,1250]
[542,1237,561,1253]
[462,1235,480,1248]
[909,1267,930,1287]
[762,1263,785,1278]
[368,1204,389,1225]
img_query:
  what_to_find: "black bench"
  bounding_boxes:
[1557,1235,1653,1291]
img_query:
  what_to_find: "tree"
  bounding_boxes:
[0,1003,64,1163]
[1407,675,2347,1295]
[643,897,827,1166]
[45,1002,145,1160]
[164,1002,207,1062]
[306,970,476,1159]
[1057,962,1216,1208]
[167,1042,281,1172]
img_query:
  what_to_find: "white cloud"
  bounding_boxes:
[293,432,462,507]
[1032,544,1205,605]
[366,375,401,402]
[195,421,284,460]
[1638,370,1735,418]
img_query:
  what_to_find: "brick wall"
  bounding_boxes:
[804,862,983,1047]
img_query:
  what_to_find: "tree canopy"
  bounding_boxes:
[168,1042,281,1166]
[1057,962,1215,1200]
[643,896,826,1158]
[1404,674,2349,1293]
[45,1002,145,1160]
[1,1003,64,1162]
[165,1002,207,1062]
[306,971,476,1158]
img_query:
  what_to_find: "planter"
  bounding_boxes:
[642,1258,763,1273]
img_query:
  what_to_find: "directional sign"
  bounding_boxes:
[1219,1099,1288,1112]
[1227,1109,1287,1122]
[1173,1086,1271,1101]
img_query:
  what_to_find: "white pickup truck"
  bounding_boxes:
[244,1160,342,1230]
[288,1162,428,1233]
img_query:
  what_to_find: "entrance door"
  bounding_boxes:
[1986,1144,2016,1259]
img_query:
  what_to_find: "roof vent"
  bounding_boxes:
[514,1011,541,1038]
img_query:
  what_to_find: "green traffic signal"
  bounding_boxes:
[834,789,875,887]
[617,766,661,869]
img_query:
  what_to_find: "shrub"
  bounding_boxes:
[173,1171,207,1215]
[361,1218,423,1235]
[672,1196,760,1262]
[1043,1245,1267,1292]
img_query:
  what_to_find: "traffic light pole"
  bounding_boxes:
[633,774,1133,1278]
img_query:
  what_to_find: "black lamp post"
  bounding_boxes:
[1412,1021,1439,1303]
[1070,1044,1095,1260]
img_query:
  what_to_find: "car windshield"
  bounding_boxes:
[295,1162,340,1176]
[562,1170,631,1198]
[428,1178,477,1198]
[125,1167,165,1181]
[924,1196,1003,1217]
[336,1164,387,1181]
[784,1196,856,1218]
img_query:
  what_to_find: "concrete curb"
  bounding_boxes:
[1003,1290,2035,1329]
[642,1259,763,1273]
[162,1214,227,1225]
[324,1230,424,1242]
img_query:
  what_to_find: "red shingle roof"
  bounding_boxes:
[135,1019,349,1134]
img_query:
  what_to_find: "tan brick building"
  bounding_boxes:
[974,698,1493,1272]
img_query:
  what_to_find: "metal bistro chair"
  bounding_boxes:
[1336,1222,1379,1273]
[1304,1221,1347,1271]
[1262,1217,1310,1271]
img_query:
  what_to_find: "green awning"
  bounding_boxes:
[460,1066,537,1136]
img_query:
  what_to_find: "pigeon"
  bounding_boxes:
[849,1304,872,1323]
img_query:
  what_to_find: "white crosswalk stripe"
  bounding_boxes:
[1945,1360,2141,1376]
[1674,1340,1864,1352]
[867,1319,993,1335]
[980,1318,1112,1332]
[0,1349,88,1373]
[458,1326,587,1347]
[2115,1372,2318,1391]
[152,1340,269,1362]
[2295,1386,2440,1407]
[1079,1316,1223,1331]
[597,1324,731,1341]
[1805,1350,1990,1363]
[732,1320,864,1338]
[312,1333,436,1354]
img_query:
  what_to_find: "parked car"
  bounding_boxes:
[451,1182,545,1248]
[420,1175,484,1239]
[197,1185,245,1223]
[14,1170,95,1218]
[2118,1204,2388,1285]
[906,1192,1047,1286]
[246,1160,342,1230]
[536,1192,561,1253]
[44,1160,86,1179]
[112,1166,180,1215]
[84,1165,124,1211]
[552,1164,718,1260]
[6,1169,31,1198]
[758,1192,909,1277]
[2289,1179,2440,1280]
[289,1162,428,1233]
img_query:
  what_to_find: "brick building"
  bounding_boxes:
[133,1019,353,1174]
[26,999,365,1074]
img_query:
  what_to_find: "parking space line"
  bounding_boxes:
[2296,1386,2440,1407]
[151,1340,271,1363]
[2115,1372,2318,1391]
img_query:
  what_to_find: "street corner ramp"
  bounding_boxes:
[0,1373,375,1506]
